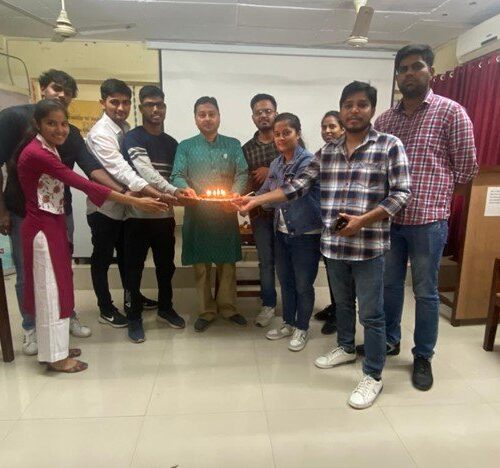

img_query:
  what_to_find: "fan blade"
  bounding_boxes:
[369,39,409,45]
[51,33,65,43]
[0,0,54,28]
[78,24,136,35]
[350,5,374,38]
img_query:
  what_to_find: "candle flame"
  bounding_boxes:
[205,188,228,198]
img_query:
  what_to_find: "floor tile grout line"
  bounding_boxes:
[378,405,419,468]
[0,415,22,444]
[379,401,496,410]
[128,335,168,467]
[128,416,147,468]
[14,376,51,422]
[485,401,500,415]
[253,338,278,468]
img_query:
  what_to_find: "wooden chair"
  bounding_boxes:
[0,258,14,362]
[483,257,500,351]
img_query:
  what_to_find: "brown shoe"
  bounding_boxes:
[47,359,88,373]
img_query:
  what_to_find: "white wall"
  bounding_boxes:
[159,47,395,152]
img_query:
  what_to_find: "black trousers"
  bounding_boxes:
[124,217,176,321]
[87,212,127,312]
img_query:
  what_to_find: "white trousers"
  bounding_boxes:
[34,231,69,363]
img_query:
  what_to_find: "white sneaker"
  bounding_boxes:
[288,329,309,352]
[22,328,38,356]
[255,306,275,327]
[70,314,92,338]
[266,323,294,340]
[348,374,383,409]
[314,346,356,369]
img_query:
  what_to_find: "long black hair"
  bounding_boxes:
[273,112,306,149]
[6,99,69,215]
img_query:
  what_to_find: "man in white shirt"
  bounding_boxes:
[86,78,176,327]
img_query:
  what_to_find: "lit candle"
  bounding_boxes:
[207,189,212,197]
[221,189,226,197]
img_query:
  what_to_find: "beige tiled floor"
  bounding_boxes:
[1,277,500,467]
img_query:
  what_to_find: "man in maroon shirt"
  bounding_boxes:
[357,44,478,391]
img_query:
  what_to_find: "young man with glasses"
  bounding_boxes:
[242,94,280,327]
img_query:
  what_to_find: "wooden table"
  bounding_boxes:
[0,258,14,362]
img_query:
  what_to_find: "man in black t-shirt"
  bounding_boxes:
[0,69,124,355]
[122,85,191,343]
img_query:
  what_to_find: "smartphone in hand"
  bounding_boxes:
[332,215,349,232]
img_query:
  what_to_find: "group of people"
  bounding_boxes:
[0,43,478,409]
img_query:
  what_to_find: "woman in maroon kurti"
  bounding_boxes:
[15,99,167,373]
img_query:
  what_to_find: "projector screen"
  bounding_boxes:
[158,47,395,152]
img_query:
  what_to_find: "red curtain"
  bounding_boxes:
[431,51,500,258]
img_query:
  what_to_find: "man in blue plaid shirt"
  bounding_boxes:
[237,81,411,408]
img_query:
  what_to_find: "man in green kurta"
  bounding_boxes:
[171,96,248,332]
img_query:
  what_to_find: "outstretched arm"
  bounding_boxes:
[23,149,167,214]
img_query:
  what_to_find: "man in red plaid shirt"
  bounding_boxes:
[357,44,478,391]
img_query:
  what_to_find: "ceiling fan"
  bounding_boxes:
[0,0,136,42]
[346,0,407,48]
[314,0,408,49]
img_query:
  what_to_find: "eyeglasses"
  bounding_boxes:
[141,102,166,110]
[396,62,427,75]
[253,108,275,117]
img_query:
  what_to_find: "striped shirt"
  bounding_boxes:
[374,89,478,225]
[282,127,411,261]
[242,131,279,192]
[122,126,178,219]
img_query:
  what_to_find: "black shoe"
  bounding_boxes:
[141,295,158,310]
[321,319,337,335]
[98,307,128,328]
[128,319,145,343]
[157,309,186,329]
[356,342,400,357]
[412,356,433,391]
[314,304,335,321]
[194,318,211,333]
[228,313,247,326]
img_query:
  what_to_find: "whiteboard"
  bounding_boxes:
[158,47,395,152]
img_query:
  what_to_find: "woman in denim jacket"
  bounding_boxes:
[258,113,322,351]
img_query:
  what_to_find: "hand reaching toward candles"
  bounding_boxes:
[221,192,241,212]
[158,192,178,207]
[174,187,198,206]
[130,196,170,214]
[232,195,257,213]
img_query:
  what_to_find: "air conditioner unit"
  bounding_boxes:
[456,14,500,63]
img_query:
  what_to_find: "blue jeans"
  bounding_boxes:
[275,232,321,331]
[325,256,386,379]
[384,221,448,359]
[250,215,277,308]
[10,212,76,331]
